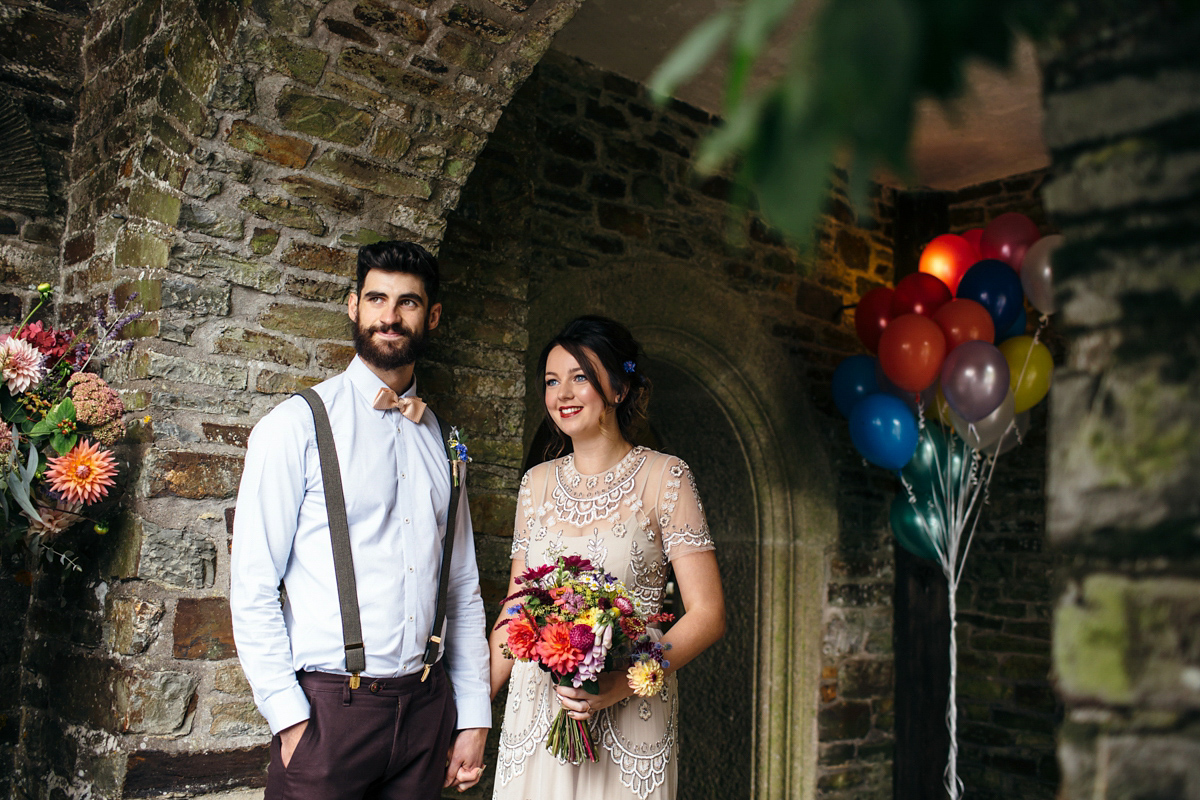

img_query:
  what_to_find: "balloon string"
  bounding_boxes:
[1011,314,1049,412]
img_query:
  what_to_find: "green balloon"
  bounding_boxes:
[889,493,944,561]
[901,425,971,502]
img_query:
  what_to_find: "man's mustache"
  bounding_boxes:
[369,323,414,335]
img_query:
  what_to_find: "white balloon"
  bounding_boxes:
[1020,234,1064,315]
[949,391,1016,451]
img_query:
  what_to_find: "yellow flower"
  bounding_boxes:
[627,661,664,697]
[576,608,601,628]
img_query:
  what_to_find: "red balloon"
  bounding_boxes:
[891,272,952,318]
[918,234,976,295]
[961,228,984,259]
[932,298,996,352]
[980,212,1041,271]
[878,313,947,393]
[855,287,893,354]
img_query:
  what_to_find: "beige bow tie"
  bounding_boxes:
[372,387,427,423]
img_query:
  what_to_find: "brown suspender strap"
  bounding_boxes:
[296,390,462,687]
[297,389,366,686]
[422,409,462,681]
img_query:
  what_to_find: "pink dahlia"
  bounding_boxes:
[44,439,118,505]
[0,336,45,394]
[22,502,82,538]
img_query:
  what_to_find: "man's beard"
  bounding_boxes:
[353,317,428,371]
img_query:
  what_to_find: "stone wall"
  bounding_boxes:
[1040,3,1200,799]
[0,0,85,324]
[10,0,586,795]
[441,50,898,800]
[0,2,88,796]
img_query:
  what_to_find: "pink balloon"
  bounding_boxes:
[980,213,1041,271]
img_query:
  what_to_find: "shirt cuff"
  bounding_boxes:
[260,683,312,735]
[453,691,492,730]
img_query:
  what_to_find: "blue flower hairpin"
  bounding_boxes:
[623,360,636,374]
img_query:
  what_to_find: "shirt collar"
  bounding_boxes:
[345,356,418,418]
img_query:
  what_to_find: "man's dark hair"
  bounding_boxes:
[356,241,440,301]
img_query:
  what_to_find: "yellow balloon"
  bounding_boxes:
[929,383,953,427]
[998,335,1053,413]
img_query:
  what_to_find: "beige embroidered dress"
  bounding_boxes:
[494,447,715,800]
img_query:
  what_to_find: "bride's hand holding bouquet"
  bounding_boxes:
[495,554,673,764]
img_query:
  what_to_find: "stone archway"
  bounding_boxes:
[21,0,600,795]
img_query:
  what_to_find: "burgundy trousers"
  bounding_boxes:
[265,665,457,800]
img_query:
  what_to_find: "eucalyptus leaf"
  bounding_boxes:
[648,11,735,102]
[7,448,42,524]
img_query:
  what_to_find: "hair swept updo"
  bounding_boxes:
[537,315,650,458]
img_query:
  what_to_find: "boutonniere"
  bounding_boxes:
[447,426,471,486]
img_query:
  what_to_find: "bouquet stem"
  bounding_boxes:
[545,708,597,764]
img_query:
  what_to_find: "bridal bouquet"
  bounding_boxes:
[1,286,142,571]
[497,555,673,764]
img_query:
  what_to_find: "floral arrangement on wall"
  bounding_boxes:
[1,284,143,572]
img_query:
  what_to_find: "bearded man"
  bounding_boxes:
[231,241,490,799]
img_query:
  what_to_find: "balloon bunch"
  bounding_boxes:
[833,212,1061,800]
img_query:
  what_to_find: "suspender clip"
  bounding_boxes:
[349,673,360,689]
[421,664,431,682]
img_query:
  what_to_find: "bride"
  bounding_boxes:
[489,316,726,800]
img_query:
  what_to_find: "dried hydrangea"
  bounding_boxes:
[67,372,125,443]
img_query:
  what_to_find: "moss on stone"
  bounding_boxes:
[1054,575,1133,703]
[276,88,373,147]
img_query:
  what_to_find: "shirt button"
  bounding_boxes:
[408,567,414,572]
[397,425,403,432]
[401,473,407,479]
[408,615,414,621]
[404,517,410,524]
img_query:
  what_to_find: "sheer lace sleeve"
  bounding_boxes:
[511,470,535,559]
[656,456,715,562]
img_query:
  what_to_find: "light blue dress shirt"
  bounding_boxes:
[230,356,492,734]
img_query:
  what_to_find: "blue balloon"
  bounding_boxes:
[957,259,1024,335]
[996,304,1027,343]
[832,355,879,418]
[849,393,919,471]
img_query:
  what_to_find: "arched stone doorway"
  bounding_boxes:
[521,267,839,799]
[640,351,757,797]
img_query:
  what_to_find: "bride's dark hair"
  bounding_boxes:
[537,315,650,459]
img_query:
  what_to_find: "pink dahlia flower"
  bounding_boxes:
[0,336,45,394]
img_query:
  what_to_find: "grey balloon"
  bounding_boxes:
[950,391,1017,451]
[940,340,1011,423]
[982,410,1031,456]
[1020,234,1063,315]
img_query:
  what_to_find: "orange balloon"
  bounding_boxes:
[932,298,996,351]
[878,313,947,393]
[919,234,977,295]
